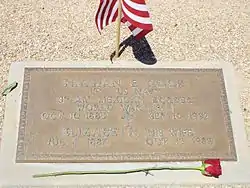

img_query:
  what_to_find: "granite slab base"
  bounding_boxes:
[0,60,250,188]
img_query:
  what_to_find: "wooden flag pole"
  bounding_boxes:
[115,0,122,58]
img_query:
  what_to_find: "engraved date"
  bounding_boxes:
[188,112,209,120]
[146,137,168,146]
[192,136,214,145]
[47,137,65,146]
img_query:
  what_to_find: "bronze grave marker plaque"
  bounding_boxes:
[16,68,237,163]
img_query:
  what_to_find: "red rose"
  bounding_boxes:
[201,159,222,178]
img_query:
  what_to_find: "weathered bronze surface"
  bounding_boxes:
[16,68,237,162]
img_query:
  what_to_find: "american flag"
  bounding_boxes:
[95,0,153,40]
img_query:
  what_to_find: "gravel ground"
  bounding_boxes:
[0,0,250,151]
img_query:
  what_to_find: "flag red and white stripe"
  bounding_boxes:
[95,0,153,40]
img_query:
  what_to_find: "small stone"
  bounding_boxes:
[103,44,109,48]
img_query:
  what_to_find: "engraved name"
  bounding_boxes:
[63,78,121,88]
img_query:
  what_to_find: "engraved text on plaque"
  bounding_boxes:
[16,68,237,162]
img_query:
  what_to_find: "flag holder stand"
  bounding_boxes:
[115,0,122,59]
